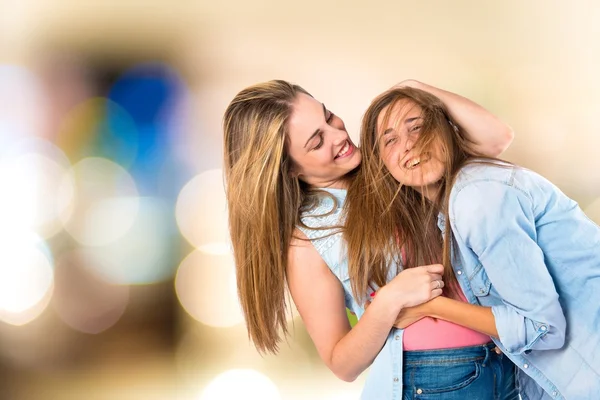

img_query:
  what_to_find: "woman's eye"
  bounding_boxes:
[313,135,324,150]
[326,112,334,124]
[385,137,397,146]
[409,125,421,132]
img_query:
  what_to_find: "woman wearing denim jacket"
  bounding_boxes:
[350,86,600,399]
[223,79,514,399]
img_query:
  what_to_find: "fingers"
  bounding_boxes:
[428,274,442,282]
[431,288,443,298]
[425,264,444,274]
[430,279,445,291]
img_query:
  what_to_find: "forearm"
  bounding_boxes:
[398,80,514,156]
[329,294,402,381]
[425,296,499,337]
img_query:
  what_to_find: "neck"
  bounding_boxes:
[303,173,354,190]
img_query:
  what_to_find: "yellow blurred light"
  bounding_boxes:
[199,369,281,400]
[0,231,54,325]
[53,250,130,334]
[60,157,139,246]
[175,250,243,327]
[175,169,230,254]
[56,97,138,167]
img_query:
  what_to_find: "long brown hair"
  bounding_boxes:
[345,87,487,303]
[223,80,313,354]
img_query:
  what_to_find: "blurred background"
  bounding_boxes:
[0,1,599,399]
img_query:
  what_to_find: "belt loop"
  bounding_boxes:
[482,344,491,367]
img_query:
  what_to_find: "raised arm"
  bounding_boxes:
[287,229,443,381]
[395,80,514,156]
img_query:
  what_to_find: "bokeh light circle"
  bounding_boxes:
[175,169,230,254]
[82,197,177,284]
[53,250,130,334]
[175,250,243,327]
[199,369,281,400]
[60,157,139,246]
[0,231,54,325]
[56,97,139,168]
[0,146,74,238]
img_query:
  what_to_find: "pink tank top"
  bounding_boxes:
[397,248,490,351]
[402,289,491,351]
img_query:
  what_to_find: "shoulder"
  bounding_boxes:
[298,189,346,251]
[288,228,340,284]
[451,161,533,204]
[449,162,536,229]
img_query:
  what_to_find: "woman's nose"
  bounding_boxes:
[405,137,415,152]
[331,128,347,146]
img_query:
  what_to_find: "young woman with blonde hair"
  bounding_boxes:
[223,79,514,399]
[351,86,600,399]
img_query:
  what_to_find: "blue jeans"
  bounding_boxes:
[402,343,518,400]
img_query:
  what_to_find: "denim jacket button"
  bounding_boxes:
[540,325,548,331]
[457,270,462,275]
[393,377,399,382]
[523,363,529,369]
[416,388,423,394]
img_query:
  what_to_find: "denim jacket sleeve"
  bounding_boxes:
[451,179,567,355]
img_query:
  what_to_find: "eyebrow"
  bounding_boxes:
[382,116,421,136]
[303,103,328,148]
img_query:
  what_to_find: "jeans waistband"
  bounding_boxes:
[403,342,495,365]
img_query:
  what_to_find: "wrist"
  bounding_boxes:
[375,286,407,313]
[422,296,443,318]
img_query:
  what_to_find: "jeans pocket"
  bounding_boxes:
[413,361,484,397]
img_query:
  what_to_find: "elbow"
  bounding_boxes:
[496,126,515,155]
[522,317,567,354]
[536,322,566,351]
[334,370,359,383]
[494,305,566,354]
[329,357,361,382]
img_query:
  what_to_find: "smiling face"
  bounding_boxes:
[377,99,446,199]
[286,93,361,188]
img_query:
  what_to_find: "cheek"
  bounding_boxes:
[382,147,400,169]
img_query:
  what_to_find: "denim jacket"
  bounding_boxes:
[444,161,600,400]
[298,188,405,400]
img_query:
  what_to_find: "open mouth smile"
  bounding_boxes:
[404,154,429,169]
[335,140,354,159]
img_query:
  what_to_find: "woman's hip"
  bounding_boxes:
[402,343,518,400]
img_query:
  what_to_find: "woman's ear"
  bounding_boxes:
[286,157,301,178]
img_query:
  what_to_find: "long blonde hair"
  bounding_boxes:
[223,80,313,354]
[345,87,484,303]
